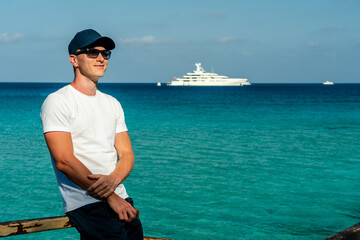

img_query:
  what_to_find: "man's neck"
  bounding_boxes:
[71,76,98,96]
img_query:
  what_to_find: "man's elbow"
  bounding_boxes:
[131,153,135,167]
[129,152,135,164]
[130,152,135,160]
[120,150,135,160]
[54,158,70,173]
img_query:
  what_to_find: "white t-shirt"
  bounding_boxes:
[40,85,129,212]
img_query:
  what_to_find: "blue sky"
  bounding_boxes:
[1,0,359,83]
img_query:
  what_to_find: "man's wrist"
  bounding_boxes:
[107,192,117,201]
[110,172,122,185]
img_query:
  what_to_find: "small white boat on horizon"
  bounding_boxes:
[157,82,161,86]
[323,81,334,85]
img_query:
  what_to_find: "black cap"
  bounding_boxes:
[68,29,115,55]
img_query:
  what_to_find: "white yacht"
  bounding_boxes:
[167,63,250,86]
[323,80,334,85]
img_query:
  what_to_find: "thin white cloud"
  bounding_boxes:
[0,33,24,42]
[119,36,157,44]
[218,37,235,43]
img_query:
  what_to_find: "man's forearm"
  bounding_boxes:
[55,155,96,190]
[111,151,135,184]
[112,131,135,185]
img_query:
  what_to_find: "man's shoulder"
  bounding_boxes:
[46,85,72,99]
[97,90,119,103]
[55,84,72,96]
[42,85,74,109]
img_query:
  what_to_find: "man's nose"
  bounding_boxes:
[96,53,105,62]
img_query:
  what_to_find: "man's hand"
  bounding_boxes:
[87,174,120,199]
[107,193,137,222]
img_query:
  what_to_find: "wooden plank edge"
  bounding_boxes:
[0,216,171,239]
[0,216,72,236]
[325,222,360,240]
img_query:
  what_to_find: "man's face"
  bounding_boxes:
[74,46,108,82]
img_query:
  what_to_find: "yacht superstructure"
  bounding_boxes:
[167,63,249,86]
[323,81,334,85]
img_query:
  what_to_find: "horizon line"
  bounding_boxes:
[0,82,359,85]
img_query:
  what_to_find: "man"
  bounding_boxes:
[40,29,143,239]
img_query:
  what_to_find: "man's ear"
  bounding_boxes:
[69,55,78,68]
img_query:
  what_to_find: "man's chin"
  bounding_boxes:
[94,72,105,79]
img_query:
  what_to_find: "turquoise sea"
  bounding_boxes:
[0,83,360,240]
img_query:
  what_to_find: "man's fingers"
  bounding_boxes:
[95,187,114,198]
[119,211,127,221]
[124,202,137,222]
[122,208,135,222]
[119,203,136,222]
[87,182,99,193]
[128,203,137,215]
[87,174,101,180]
[87,175,117,196]
[87,175,105,193]
[102,191,113,199]
[127,210,136,222]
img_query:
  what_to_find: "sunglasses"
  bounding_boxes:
[73,48,112,60]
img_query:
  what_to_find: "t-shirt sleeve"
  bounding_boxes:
[40,93,72,133]
[114,99,128,133]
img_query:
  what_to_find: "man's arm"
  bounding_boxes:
[44,131,137,222]
[44,131,96,190]
[87,131,135,198]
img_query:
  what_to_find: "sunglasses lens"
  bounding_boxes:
[87,49,100,59]
[101,51,111,60]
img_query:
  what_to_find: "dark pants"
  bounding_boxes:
[66,198,143,240]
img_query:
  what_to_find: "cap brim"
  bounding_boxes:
[86,37,115,50]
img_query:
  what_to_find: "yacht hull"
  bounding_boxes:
[167,80,248,86]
